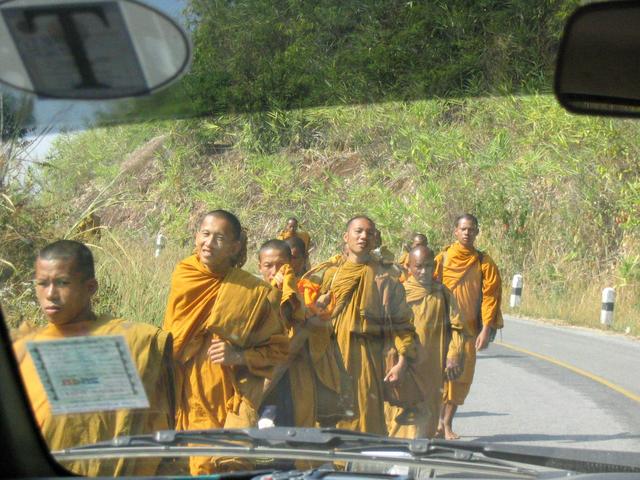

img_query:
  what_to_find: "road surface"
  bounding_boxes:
[456,315,640,453]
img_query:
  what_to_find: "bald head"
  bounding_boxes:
[285,217,299,233]
[411,233,428,248]
[199,209,242,240]
[346,215,375,231]
[258,239,292,261]
[258,239,291,283]
[343,215,376,261]
[408,244,435,285]
[285,236,307,277]
[37,240,95,280]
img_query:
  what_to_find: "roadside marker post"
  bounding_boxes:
[600,287,615,327]
[510,274,523,308]
[154,232,167,258]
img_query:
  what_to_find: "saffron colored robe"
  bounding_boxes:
[13,316,175,477]
[434,242,502,405]
[163,255,288,474]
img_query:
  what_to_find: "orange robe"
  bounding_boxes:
[269,265,344,428]
[320,258,418,434]
[163,255,288,474]
[434,242,502,405]
[268,264,313,427]
[386,278,468,438]
[277,229,311,252]
[13,316,174,477]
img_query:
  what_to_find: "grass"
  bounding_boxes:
[2,94,640,338]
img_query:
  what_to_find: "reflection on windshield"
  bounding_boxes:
[2,0,640,478]
[4,94,640,477]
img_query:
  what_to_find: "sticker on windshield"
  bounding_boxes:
[26,335,149,415]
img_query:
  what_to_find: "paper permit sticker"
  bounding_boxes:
[26,335,149,415]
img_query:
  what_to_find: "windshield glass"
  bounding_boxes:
[2,0,640,478]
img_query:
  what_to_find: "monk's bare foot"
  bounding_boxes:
[434,426,445,438]
[444,428,460,440]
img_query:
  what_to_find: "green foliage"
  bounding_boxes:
[183,0,579,113]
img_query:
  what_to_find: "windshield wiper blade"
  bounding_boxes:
[56,427,640,475]
[56,428,539,478]
[442,440,640,474]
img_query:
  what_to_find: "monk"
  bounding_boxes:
[284,236,307,278]
[371,229,396,267]
[386,245,468,439]
[398,233,428,278]
[259,239,345,428]
[277,217,311,253]
[435,214,503,440]
[163,210,289,474]
[13,240,174,477]
[317,216,418,435]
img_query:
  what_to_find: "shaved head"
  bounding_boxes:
[258,239,292,261]
[346,215,375,231]
[285,236,306,256]
[409,244,435,285]
[199,209,242,240]
[454,213,479,229]
[258,239,292,283]
[409,244,435,263]
[37,240,95,280]
[412,233,428,247]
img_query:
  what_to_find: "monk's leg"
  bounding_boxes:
[442,402,459,440]
[438,381,470,440]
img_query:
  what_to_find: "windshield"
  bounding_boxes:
[1,0,640,478]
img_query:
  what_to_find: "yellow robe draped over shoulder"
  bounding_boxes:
[277,230,311,252]
[434,242,502,405]
[163,255,288,474]
[13,316,174,477]
[321,259,417,435]
[386,278,468,438]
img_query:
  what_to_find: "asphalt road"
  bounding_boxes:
[455,315,640,453]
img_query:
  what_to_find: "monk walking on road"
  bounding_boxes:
[435,214,503,440]
[163,210,289,474]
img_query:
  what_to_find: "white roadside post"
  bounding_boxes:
[600,287,615,327]
[509,274,523,308]
[154,232,166,258]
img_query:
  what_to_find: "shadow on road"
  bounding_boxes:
[469,432,640,444]
[457,411,509,418]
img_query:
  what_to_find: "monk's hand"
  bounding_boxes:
[273,271,285,289]
[208,339,245,365]
[315,293,331,309]
[445,357,462,381]
[384,355,407,385]
[475,325,492,351]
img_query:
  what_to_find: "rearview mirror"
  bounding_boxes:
[555,1,640,117]
[0,0,191,99]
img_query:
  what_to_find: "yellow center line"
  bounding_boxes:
[495,341,640,405]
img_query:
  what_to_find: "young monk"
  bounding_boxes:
[316,216,418,435]
[398,233,428,279]
[435,214,503,440]
[277,217,311,253]
[13,240,174,477]
[257,239,304,426]
[284,235,307,278]
[259,239,345,428]
[386,245,469,439]
[163,210,289,474]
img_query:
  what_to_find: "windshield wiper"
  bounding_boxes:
[53,427,640,476]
